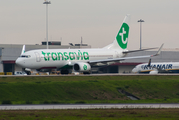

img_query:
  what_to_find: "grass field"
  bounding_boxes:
[0,109,179,120]
[0,75,179,104]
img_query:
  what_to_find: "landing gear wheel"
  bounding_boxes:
[61,70,69,74]
[83,72,91,74]
[25,71,31,75]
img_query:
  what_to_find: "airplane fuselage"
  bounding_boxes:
[132,62,179,73]
[16,48,126,69]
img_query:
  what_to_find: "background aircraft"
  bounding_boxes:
[15,15,163,75]
[132,59,179,74]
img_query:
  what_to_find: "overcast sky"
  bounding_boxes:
[1,0,179,49]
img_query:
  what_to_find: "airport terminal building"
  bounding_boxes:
[0,42,179,74]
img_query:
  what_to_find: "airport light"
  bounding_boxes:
[43,0,51,49]
[138,19,144,50]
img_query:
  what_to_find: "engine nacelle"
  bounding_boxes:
[73,62,91,72]
[149,70,158,74]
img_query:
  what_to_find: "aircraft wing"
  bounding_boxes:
[89,44,164,64]
[122,47,158,54]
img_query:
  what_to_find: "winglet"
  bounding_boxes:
[21,45,25,55]
[152,43,164,57]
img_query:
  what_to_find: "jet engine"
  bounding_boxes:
[73,62,91,72]
[149,69,158,74]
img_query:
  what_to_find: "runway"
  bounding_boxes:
[1,104,179,110]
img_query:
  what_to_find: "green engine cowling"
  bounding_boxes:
[73,62,91,72]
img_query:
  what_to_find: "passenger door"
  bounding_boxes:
[35,52,41,62]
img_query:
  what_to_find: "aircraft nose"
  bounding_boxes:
[132,68,137,73]
[15,58,24,67]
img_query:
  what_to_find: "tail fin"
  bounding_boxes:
[21,45,25,55]
[147,58,151,67]
[104,14,130,50]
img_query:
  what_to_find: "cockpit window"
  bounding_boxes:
[20,55,31,58]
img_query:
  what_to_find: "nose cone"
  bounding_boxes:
[132,68,137,73]
[15,58,24,67]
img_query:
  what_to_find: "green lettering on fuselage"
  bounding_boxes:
[63,52,69,61]
[51,52,57,61]
[83,52,89,60]
[47,52,50,61]
[57,52,64,60]
[42,51,48,61]
[41,51,89,61]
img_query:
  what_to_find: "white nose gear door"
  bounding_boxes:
[35,52,41,62]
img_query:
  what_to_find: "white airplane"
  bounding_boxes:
[15,15,163,75]
[132,59,179,74]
